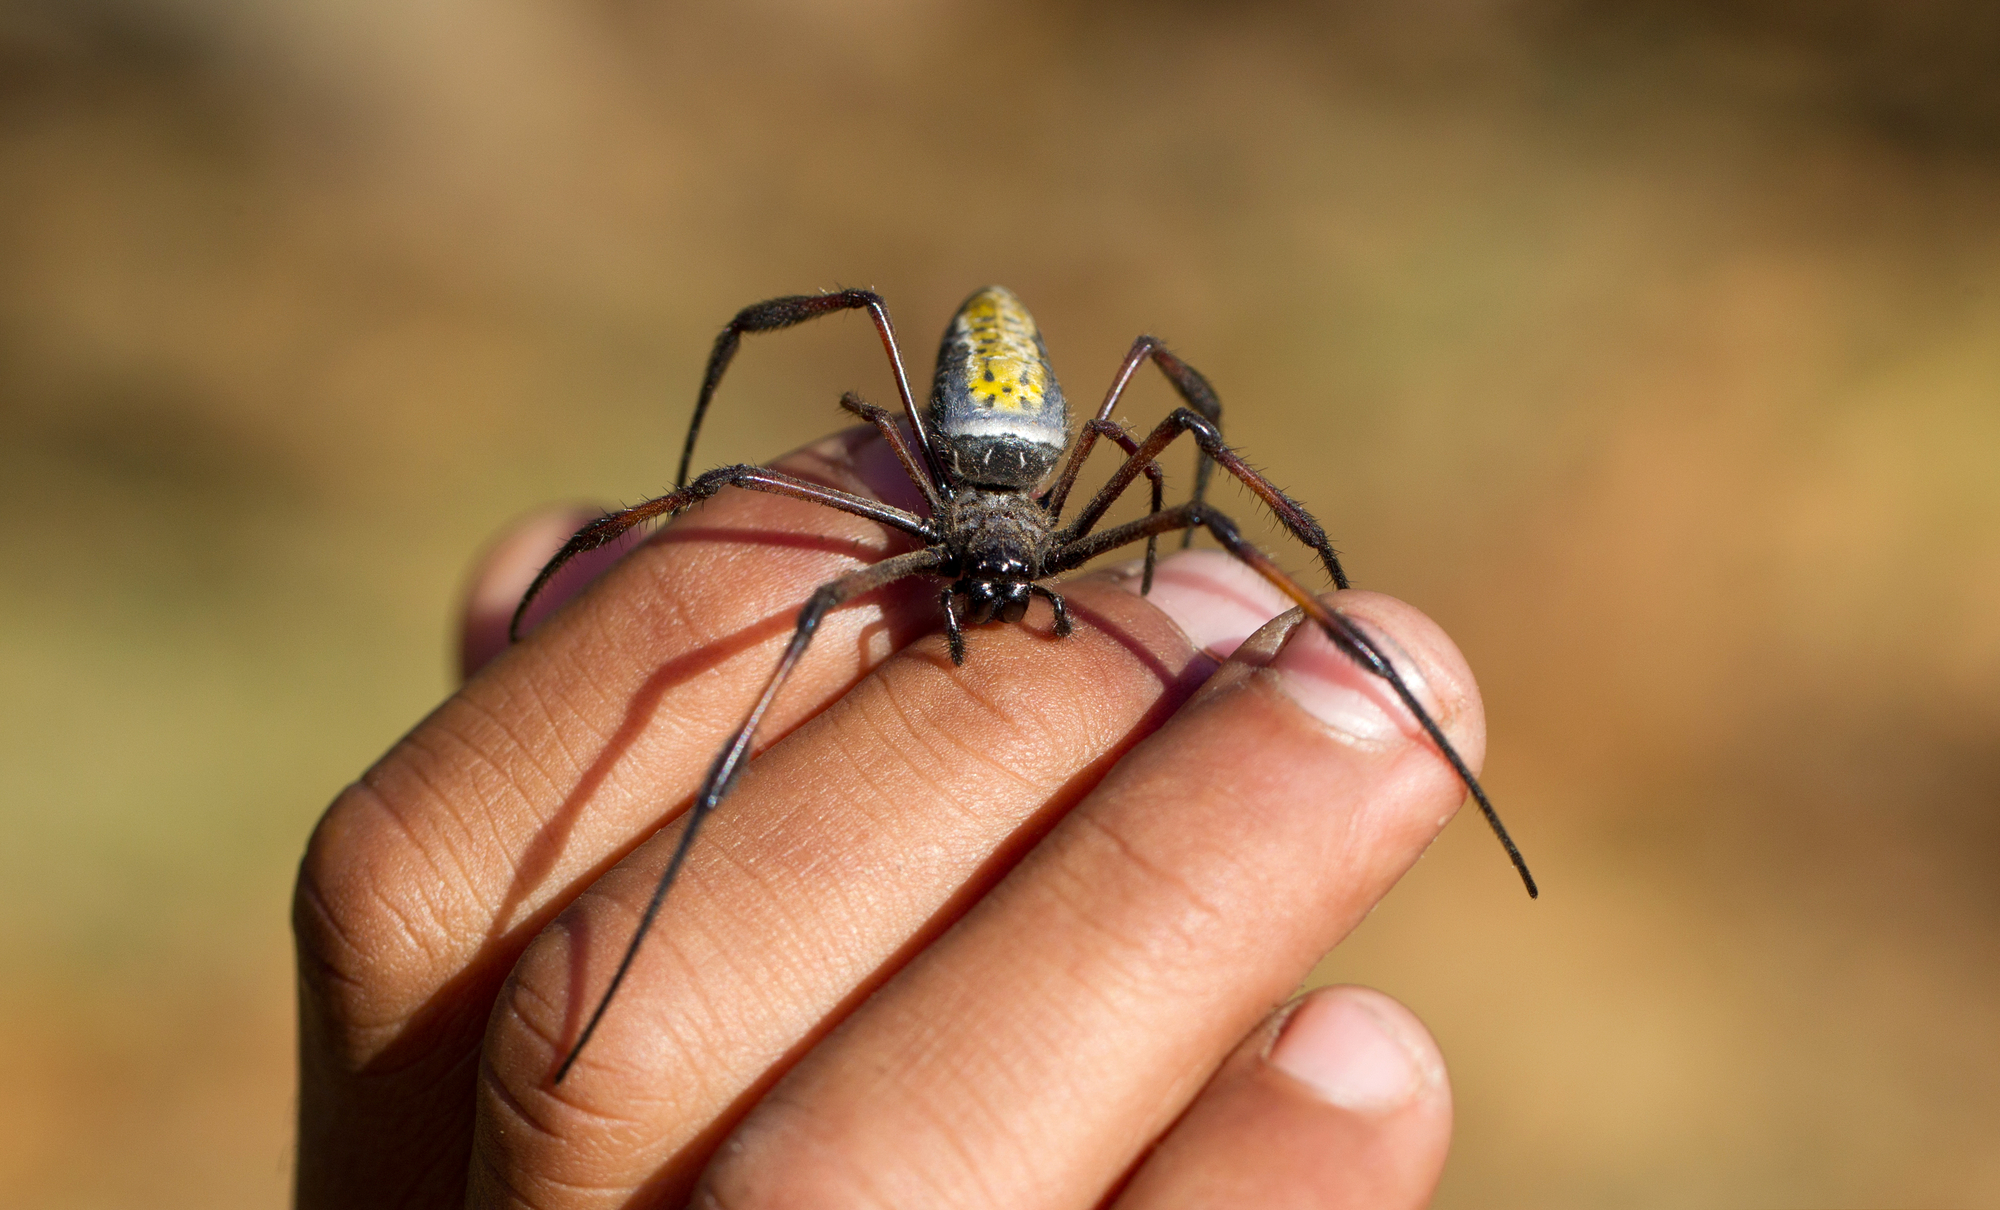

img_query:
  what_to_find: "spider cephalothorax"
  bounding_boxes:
[941,490,1052,622]
[510,284,1537,1083]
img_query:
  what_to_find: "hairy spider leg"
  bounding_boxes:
[1059,406,1350,591]
[508,465,935,642]
[1043,336,1224,556]
[680,290,947,495]
[1027,584,1073,639]
[838,392,946,516]
[554,545,950,1084]
[938,586,965,665]
[1055,498,1536,898]
[1067,419,1165,593]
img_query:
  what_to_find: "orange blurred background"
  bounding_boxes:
[5,2,2000,1205]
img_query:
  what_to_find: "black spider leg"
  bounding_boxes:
[679,290,949,497]
[938,586,965,665]
[1028,584,1072,639]
[1056,500,1536,899]
[554,544,950,1084]
[509,465,936,642]
[1043,336,1223,553]
[838,391,945,517]
[1066,419,1165,592]
[1056,406,1349,591]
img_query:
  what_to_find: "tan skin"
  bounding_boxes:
[294,425,1480,1208]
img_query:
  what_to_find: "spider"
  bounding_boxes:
[511,285,1536,1083]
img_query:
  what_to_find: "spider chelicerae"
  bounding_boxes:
[510,285,1536,1082]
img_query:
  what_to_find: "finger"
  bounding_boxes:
[457,505,630,681]
[294,426,936,1208]
[697,590,1484,1209]
[1112,986,1452,1210]
[469,551,1297,1205]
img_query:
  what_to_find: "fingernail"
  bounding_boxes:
[1112,549,1293,659]
[1269,989,1426,1112]
[1270,611,1430,744]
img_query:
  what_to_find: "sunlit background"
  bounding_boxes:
[5,1,2000,1205]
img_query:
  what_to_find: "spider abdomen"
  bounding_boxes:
[930,285,1069,489]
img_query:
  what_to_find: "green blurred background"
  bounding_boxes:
[5,1,2000,1205]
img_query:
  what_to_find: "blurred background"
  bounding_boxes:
[4,0,1999,1205]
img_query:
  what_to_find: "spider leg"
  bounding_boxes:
[509,464,936,642]
[939,585,966,666]
[554,544,949,1084]
[1028,584,1072,638]
[1056,406,1349,591]
[1053,501,1536,899]
[839,391,945,516]
[1043,336,1222,555]
[1073,419,1165,592]
[679,290,948,495]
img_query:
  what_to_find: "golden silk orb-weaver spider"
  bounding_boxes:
[511,285,1537,1083]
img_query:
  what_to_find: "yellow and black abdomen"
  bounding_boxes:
[929,286,1069,488]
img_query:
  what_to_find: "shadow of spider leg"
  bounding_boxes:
[1052,485,1535,901]
[553,543,949,1084]
[508,464,937,642]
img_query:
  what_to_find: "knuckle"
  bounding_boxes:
[293,780,456,1054]
[295,784,409,965]
[469,958,677,1202]
[1062,811,1229,973]
[293,691,583,1046]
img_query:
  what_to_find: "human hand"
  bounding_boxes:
[294,425,1478,1208]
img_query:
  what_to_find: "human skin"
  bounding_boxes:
[293,425,1478,1208]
